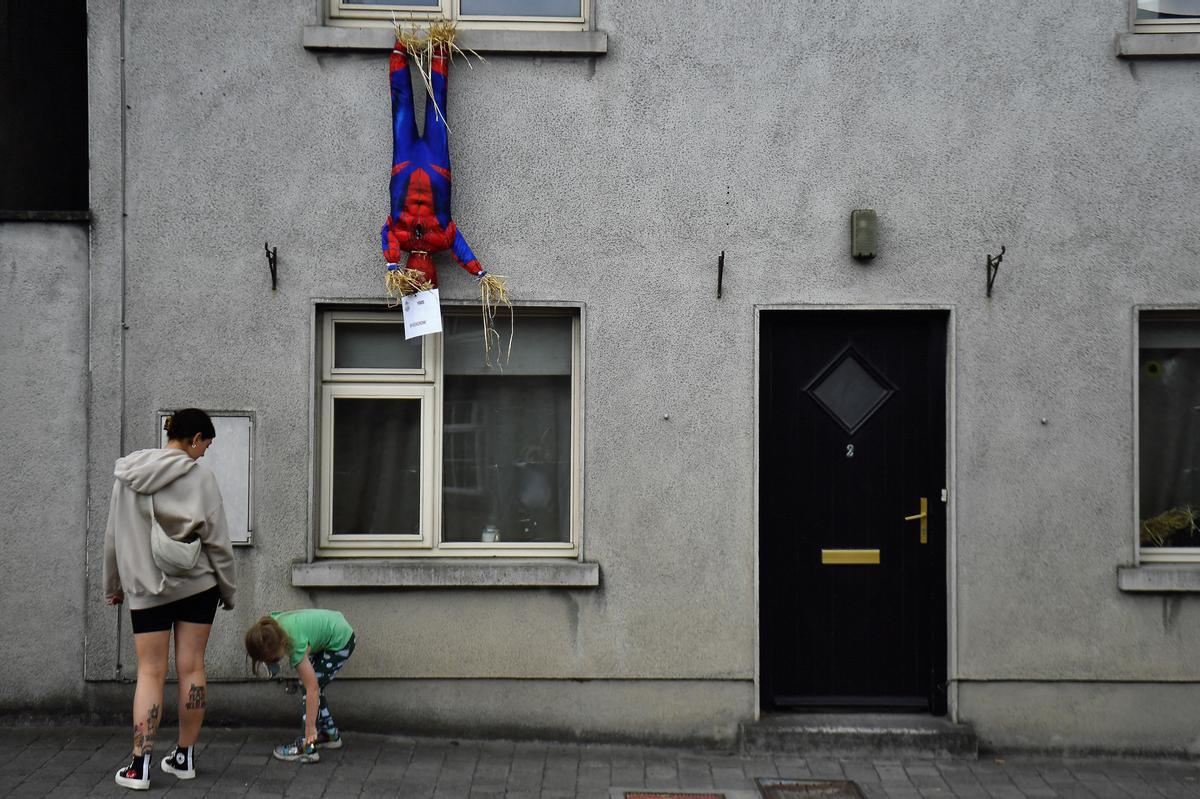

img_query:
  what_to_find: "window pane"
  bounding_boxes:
[460,0,580,17]
[334,322,421,370]
[332,397,422,535]
[1137,0,1200,19]
[441,314,572,544]
[1139,317,1200,548]
[444,314,571,376]
[807,351,892,434]
[343,0,439,8]
[1,1,87,211]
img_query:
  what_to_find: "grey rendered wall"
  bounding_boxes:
[0,222,89,713]
[78,0,1200,748]
[79,0,754,744]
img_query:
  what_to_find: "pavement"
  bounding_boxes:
[2,725,1200,798]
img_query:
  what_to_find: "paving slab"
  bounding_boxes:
[2,724,1200,797]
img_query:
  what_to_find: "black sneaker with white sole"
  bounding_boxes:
[115,752,151,790]
[161,744,196,779]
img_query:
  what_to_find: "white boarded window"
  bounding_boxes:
[159,413,254,545]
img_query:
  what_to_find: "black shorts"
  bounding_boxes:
[130,586,220,634]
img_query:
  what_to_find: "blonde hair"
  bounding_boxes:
[244,616,290,676]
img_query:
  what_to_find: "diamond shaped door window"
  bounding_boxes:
[805,347,895,434]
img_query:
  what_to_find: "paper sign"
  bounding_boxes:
[402,289,443,339]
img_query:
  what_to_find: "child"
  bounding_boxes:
[245,609,356,763]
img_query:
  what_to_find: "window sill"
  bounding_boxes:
[0,210,91,223]
[291,558,600,588]
[1116,32,1200,58]
[1118,564,1200,592]
[302,25,607,55]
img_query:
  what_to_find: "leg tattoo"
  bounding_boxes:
[186,684,207,710]
[133,704,160,755]
[144,704,159,754]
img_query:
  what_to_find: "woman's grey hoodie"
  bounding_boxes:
[102,448,237,611]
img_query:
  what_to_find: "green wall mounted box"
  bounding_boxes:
[851,209,877,259]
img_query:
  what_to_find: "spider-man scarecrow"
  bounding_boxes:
[381,29,507,312]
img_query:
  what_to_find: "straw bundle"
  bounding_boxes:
[479,273,513,368]
[1141,505,1199,547]
[393,16,483,132]
[385,267,435,306]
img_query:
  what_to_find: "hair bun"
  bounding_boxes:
[163,408,215,443]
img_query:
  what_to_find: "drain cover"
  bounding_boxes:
[624,794,725,799]
[757,779,865,798]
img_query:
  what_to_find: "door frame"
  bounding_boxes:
[752,304,958,720]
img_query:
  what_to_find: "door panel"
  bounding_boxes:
[760,311,947,712]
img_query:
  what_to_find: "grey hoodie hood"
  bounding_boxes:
[104,445,237,610]
[113,448,197,495]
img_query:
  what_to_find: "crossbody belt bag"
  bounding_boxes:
[142,494,202,576]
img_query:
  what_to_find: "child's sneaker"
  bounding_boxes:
[315,729,342,749]
[160,744,196,779]
[115,752,151,790]
[273,737,320,763]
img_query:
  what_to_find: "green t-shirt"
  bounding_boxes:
[270,609,354,667]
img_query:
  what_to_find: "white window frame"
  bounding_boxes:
[320,382,438,552]
[1132,0,1200,33]
[323,311,431,382]
[328,0,589,32]
[318,306,581,558]
[1134,306,1200,564]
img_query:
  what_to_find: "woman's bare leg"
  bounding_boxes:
[173,621,213,747]
[131,631,171,755]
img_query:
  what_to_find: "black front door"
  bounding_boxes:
[759,310,947,712]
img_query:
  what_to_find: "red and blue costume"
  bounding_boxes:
[381,39,484,290]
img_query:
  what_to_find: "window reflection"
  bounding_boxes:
[332,398,422,535]
[1137,0,1200,18]
[1139,317,1200,548]
[344,0,439,6]
[334,323,422,371]
[441,314,572,544]
[460,0,580,16]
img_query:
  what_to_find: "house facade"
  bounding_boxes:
[4,0,1200,753]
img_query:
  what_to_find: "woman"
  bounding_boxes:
[102,408,237,790]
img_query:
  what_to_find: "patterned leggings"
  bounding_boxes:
[301,634,356,733]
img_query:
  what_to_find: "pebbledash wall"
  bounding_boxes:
[0,222,89,715]
[3,0,1199,752]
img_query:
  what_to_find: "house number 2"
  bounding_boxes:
[846,444,855,458]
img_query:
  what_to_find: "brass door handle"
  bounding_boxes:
[903,497,928,544]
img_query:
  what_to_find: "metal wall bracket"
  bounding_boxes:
[986,245,1005,297]
[264,242,278,291]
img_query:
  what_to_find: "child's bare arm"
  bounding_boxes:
[296,651,320,743]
